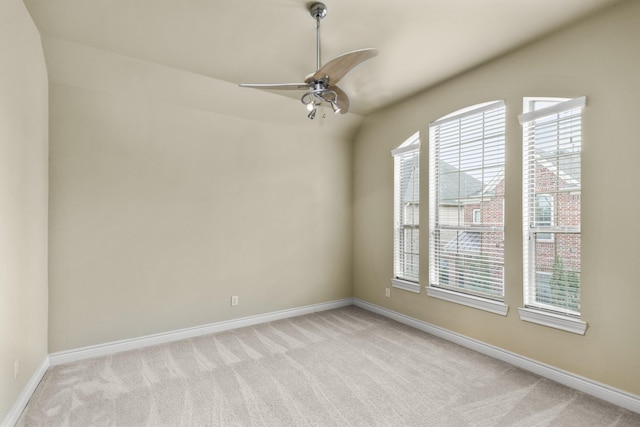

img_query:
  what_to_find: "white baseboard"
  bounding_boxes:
[49,298,354,366]
[353,298,640,415]
[1,357,49,427]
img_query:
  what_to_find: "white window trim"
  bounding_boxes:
[518,307,587,335]
[519,95,586,333]
[391,278,421,293]
[428,100,507,311]
[391,143,419,156]
[427,286,509,316]
[519,96,586,124]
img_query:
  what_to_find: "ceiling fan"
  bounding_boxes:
[239,2,378,119]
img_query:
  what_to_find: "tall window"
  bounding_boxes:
[428,101,507,314]
[519,96,586,334]
[392,132,420,292]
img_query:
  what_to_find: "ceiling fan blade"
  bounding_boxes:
[307,48,378,85]
[239,83,310,90]
[331,85,350,114]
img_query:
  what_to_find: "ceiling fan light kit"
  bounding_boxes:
[239,2,378,119]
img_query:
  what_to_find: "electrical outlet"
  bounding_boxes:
[231,296,238,306]
[385,288,391,298]
[14,358,19,379]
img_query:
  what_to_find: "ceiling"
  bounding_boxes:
[24,0,623,116]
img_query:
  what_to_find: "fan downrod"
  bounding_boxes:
[309,2,327,20]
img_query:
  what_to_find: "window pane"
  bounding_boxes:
[393,135,420,283]
[436,231,504,298]
[533,234,581,313]
[522,97,584,317]
[430,101,505,301]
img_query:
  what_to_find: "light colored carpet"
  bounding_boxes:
[16,306,640,426]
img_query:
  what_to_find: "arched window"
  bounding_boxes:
[428,101,507,315]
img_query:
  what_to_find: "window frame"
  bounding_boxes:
[427,100,508,316]
[391,132,421,293]
[518,96,587,335]
[472,208,481,224]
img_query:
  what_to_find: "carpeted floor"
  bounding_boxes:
[16,306,640,426]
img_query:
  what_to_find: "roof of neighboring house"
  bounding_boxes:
[537,149,581,188]
[443,231,480,253]
[475,149,580,196]
[439,161,483,204]
[401,156,419,204]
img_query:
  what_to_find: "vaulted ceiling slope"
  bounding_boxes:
[24,0,623,116]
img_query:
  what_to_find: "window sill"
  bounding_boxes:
[426,286,508,316]
[518,307,587,335]
[391,278,421,294]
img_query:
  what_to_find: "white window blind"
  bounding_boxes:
[392,133,420,284]
[429,101,506,301]
[520,96,585,317]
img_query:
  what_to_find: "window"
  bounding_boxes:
[472,209,481,224]
[392,132,420,293]
[519,96,586,335]
[428,101,508,315]
[535,194,553,241]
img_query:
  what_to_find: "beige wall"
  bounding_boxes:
[0,0,49,422]
[44,37,359,353]
[353,0,640,396]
